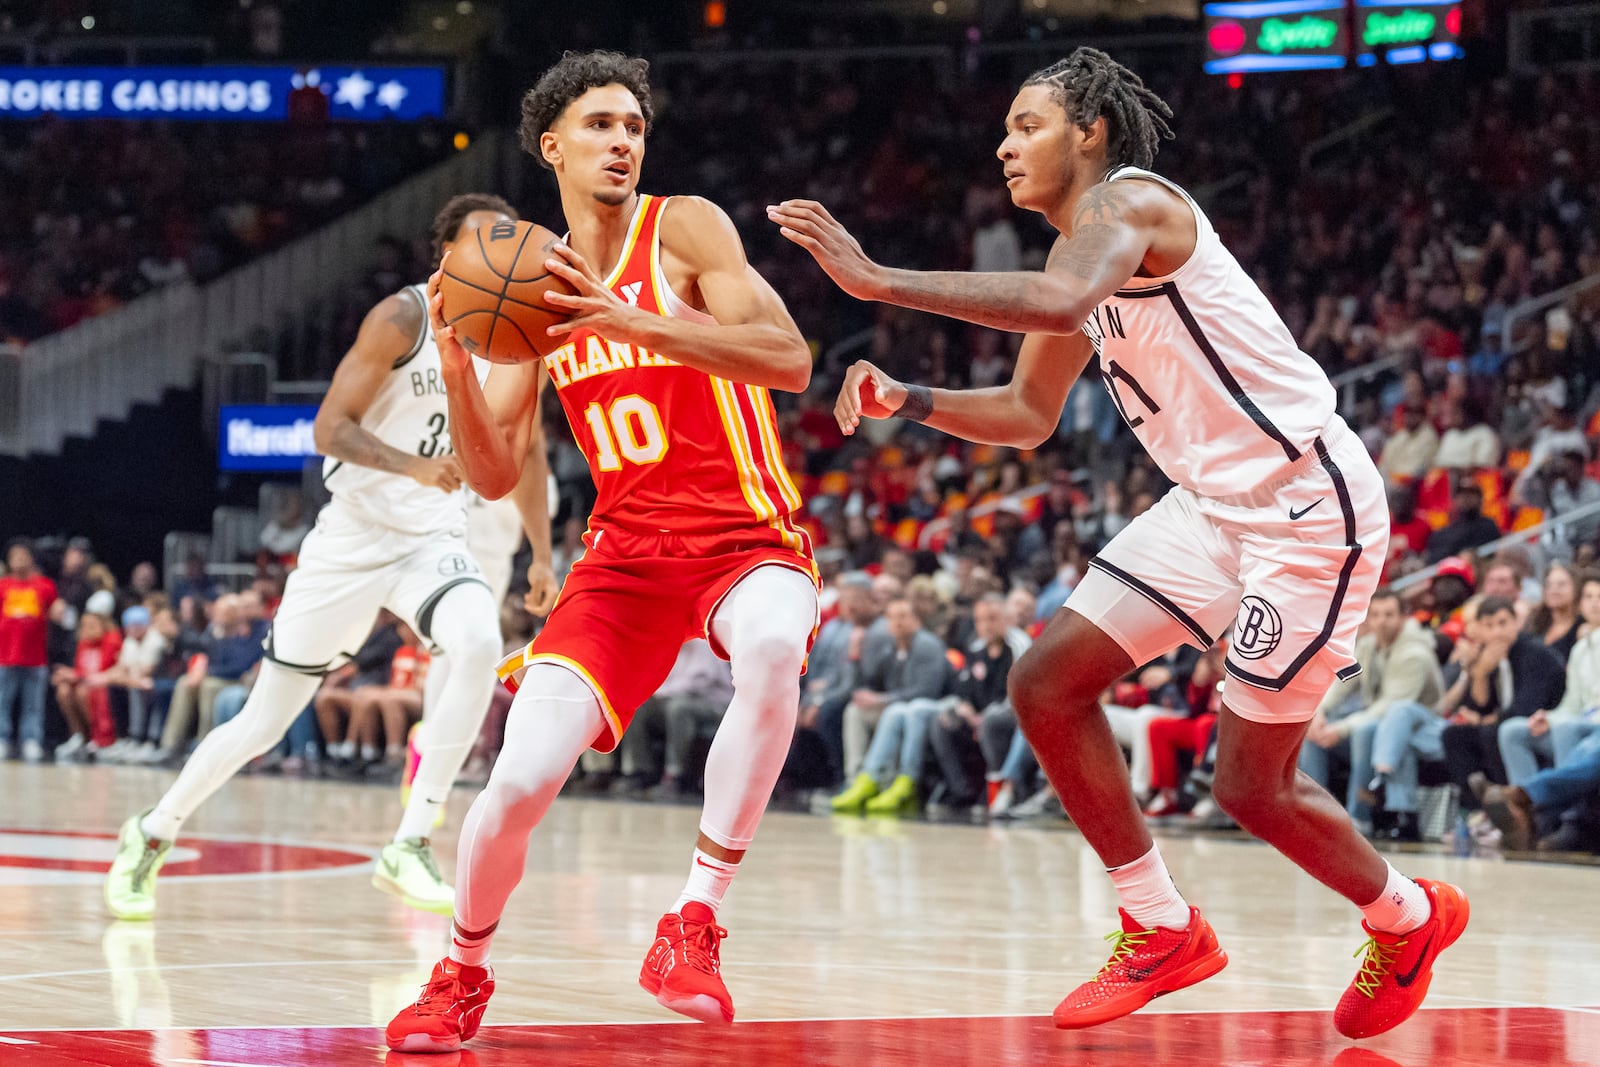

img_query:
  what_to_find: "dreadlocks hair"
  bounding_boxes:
[519,50,655,170]
[1023,47,1175,170]
[431,193,517,261]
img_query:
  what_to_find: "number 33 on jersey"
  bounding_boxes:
[539,194,809,555]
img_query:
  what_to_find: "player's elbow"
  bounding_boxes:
[1014,420,1056,450]
[311,412,345,456]
[768,336,813,393]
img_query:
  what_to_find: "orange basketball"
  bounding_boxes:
[439,220,574,365]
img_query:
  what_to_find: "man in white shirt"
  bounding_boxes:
[1377,404,1438,485]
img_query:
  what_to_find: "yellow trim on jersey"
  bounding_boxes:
[712,377,806,553]
[710,377,777,522]
[746,385,804,511]
[602,194,653,291]
[496,648,624,745]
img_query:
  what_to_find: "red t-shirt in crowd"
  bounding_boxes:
[0,575,58,667]
[1390,516,1433,559]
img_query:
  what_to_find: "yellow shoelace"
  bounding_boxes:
[1351,935,1407,999]
[1097,928,1152,980]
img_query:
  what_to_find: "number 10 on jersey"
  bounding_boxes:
[583,395,668,471]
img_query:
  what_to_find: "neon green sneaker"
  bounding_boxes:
[105,811,172,921]
[373,837,455,915]
[831,773,880,814]
[864,774,918,817]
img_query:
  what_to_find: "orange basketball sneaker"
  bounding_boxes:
[386,958,495,1052]
[1052,907,1228,1029]
[1334,878,1469,1039]
[639,902,735,1023]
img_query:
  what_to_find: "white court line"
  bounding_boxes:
[0,1035,39,1044]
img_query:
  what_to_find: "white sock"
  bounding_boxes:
[674,848,738,916]
[1359,862,1431,934]
[141,807,183,842]
[1107,845,1191,930]
[332,740,354,760]
[360,743,379,762]
[395,780,448,843]
[449,919,496,968]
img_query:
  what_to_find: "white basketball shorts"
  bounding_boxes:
[264,501,491,675]
[1064,421,1388,724]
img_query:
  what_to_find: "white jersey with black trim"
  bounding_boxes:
[320,284,493,537]
[1082,166,1338,500]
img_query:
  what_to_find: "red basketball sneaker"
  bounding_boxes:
[386,958,495,1052]
[1052,907,1229,1029]
[639,902,735,1023]
[1334,878,1469,1039]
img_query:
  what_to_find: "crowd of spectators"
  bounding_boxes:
[4,44,1600,858]
[0,118,456,345]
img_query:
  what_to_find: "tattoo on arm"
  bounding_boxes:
[326,417,415,475]
[900,384,933,423]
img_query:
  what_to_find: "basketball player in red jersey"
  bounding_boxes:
[772,48,1464,1041]
[386,51,818,1053]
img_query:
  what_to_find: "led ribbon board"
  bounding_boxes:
[1355,0,1463,66]
[0,66,446,121]
[1204,0,1350,73]
[218,405,320,472]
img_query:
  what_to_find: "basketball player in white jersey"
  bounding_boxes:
[771,48,1466,1040]
[106,194,556,921]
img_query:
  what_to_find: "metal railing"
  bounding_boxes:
[1502,273,1600,355]
[1389,497,1600,592]
[1329,354,1405,412]
[0,131,505,458]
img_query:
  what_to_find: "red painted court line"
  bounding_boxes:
[3,1008,1592,1067]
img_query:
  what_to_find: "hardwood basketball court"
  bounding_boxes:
[2,763,1596,1065]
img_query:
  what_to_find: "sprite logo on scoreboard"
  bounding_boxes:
[1204,0,1350,73]
[1355,0,1463,66]
[1258,15,1342,53]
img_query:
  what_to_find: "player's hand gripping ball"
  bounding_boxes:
[437,220,577,364]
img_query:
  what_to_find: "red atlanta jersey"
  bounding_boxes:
[540,194,811,557]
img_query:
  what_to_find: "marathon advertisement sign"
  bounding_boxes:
[219,405,320,472]
[0,65,445,121]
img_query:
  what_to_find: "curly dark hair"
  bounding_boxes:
[1023,47,1174,170]
[519,50,655,170]
[430,193,517,261]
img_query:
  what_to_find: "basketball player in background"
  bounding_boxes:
[386,51,818,1053]
[106,194,558,920]
[771,47,1466,1040]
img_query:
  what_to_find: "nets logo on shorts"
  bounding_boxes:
[1232,596,1283,660]
[437,555,480,576]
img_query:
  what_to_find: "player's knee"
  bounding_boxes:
[731,628,806,699]
[430,592,502,670]
[1008,650,1094,732]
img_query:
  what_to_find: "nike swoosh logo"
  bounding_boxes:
[1125,944,1184,981]
[381,856,400,878]
[1289,498,1325,521]
[1394,932,1434,987]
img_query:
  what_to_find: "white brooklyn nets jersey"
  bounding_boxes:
[321,284,492,536]
[1081,166,1338,500]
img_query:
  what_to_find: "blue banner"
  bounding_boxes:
[219,405,320,472]
[0,65,445,121]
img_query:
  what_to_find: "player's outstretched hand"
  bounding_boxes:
[767,200,882,300]
[835,359,908,435]
[407,453,464,493]
[525,559,560,617]
[427,258,473,375]
[541,242,639,341]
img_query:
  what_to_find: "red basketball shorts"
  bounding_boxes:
[496,524,818,753]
